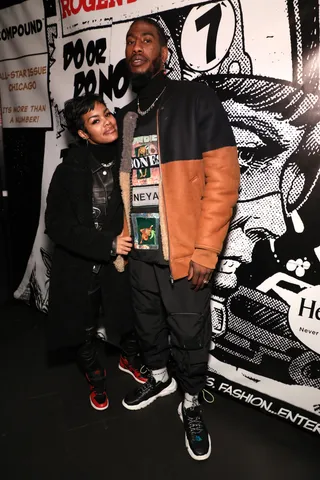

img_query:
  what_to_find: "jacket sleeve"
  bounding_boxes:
[191,86,240,270]
[45,164,115,263]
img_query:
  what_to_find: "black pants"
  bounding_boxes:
[78,264,138,373]
[130,258,212,395]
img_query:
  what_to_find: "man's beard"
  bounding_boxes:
[129,55,163,93]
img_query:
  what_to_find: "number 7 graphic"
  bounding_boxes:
[195,3,223,64]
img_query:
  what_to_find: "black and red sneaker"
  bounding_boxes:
[85,368,109,411]
[119,354,149,384]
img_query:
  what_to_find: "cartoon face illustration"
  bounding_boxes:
[198,76,320,292]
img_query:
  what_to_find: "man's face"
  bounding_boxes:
[125,21,168,76]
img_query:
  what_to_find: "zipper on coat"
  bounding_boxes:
[156,108,173,284]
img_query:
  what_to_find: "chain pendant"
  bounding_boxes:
[137,86,167,116]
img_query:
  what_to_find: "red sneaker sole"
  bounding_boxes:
[89,396,109,411]
[118,363,147,384]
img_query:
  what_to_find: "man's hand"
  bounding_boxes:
[116,236,133,255]
[188,260,213,291]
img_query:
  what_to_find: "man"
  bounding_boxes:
[117,17,240,461]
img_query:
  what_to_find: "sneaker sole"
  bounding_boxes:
[122,377,178,411]
[178,402,211,461]
[118,363,147,385]
[90,397,109,411]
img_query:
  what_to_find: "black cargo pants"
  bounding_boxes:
[129,258,212,395]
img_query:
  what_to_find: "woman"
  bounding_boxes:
[45,94,147,411]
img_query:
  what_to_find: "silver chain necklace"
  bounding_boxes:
[137,86,166,116]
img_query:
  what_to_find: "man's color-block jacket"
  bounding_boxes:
[118,78,240,280]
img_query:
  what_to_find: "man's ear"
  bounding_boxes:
[161,46,168,65]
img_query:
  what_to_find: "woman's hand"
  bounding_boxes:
[116,236,133,255]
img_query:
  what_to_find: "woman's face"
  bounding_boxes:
[78,101,118,144]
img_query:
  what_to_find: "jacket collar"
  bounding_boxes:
[88,152,103,174]
[159,78,178,108]
[61,144,110,173]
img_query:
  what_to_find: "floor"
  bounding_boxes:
[0,301,319,480]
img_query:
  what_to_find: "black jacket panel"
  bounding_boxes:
[117,79,236,165]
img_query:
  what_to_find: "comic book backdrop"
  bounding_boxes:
[0,0,320,434]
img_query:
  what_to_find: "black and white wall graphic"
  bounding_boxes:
[1,0,319,433]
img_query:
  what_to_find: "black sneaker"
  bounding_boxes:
[122,376,177,411]
[178,402,211,461]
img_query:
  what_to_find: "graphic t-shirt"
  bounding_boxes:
[130,112,167,264]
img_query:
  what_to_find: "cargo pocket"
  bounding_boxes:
[169,312,211,391]
[168,312,206,350]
